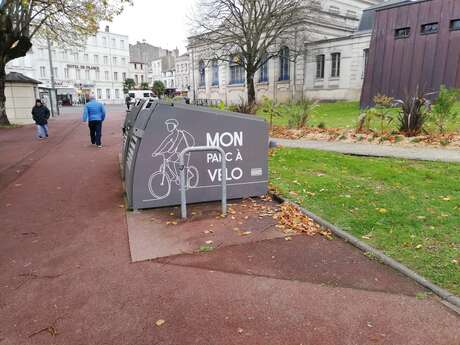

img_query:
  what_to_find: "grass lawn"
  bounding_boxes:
[269,148,460,295]
[258,100,460,132]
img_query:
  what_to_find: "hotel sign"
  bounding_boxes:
[66,64,100,71]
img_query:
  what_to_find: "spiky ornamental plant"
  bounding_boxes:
[395,88,431,137]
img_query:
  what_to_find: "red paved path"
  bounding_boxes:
[0,107,459,344]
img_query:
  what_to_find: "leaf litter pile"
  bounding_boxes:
[274,203,332,239]
[242,196,332,239]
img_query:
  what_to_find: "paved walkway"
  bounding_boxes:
[0,107,458,344]
[272,138,460,163]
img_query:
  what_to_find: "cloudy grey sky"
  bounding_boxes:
[107,0,197,54]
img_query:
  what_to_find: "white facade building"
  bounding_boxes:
[188,0,381,104]
[128,61,150,86]
[304,30,371,100]
[6,27,129,105]
[175,54,190,94]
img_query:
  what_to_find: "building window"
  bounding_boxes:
[122,72,126,81]
[85,69,90,80]
[113,56,117,65]
[120,40,125,49]
[331,52,341,78]
[329,6,340,15]
[316,54,325,79]
[229,55,245,84]
[102,37,107,47]
[64,68,69,78]
[135,75,139,84]
[450,19,460,31]
[421,22,439,35]
[111,38,116,48]
[53,67,58,78]
[103,56,108,64]
[114,72,118,81]
[363,48,369,79]
[311,1,321,9]
[76,69,81,79]
[211,60,219,86]
[141,75,144,83]
[74,53,79,62]
[106,89,111,99]
[121,57,126,65]
[115,89,120,99]
[40,66,46,78]
[84,53,89,62]
[279,46,290,81]
[259,57,269,82]
[140,64,143,70]
[395,27,410,39]
[199,60,206,86]
[97,89,102,99]
[346,10,357,18]
[104,71,109,80]
[94,55,99,64]
[96,70,100,80]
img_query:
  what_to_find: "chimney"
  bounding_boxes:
[105,25,110,32]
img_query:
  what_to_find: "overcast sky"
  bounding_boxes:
[106,0,197,54]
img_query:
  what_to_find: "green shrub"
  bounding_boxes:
[286,98,319,129]
[258,96,281,129]
[431,85,460,134]
[357,94,394,134]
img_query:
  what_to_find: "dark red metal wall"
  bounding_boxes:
[360,0,460,107]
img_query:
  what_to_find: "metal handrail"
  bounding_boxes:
[179,146,227,219]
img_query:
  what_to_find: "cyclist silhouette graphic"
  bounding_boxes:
[148,119,199,199]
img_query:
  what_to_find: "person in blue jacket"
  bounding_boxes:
[82,95,106,148]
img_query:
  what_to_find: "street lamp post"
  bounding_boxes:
[47,37,60,116]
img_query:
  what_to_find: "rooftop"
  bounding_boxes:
[5,72,41,84]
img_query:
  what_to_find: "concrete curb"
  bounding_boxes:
[271,193,460,312]
[269,139,460,163]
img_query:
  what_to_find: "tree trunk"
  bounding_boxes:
[246,72,256,109]
[0,62,10,126]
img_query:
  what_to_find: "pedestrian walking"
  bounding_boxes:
[125,95,132,110]
[31,99,50,139]
[82,95,106,148]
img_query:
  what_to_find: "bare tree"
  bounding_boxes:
[190,0,309,108]
[0,0,130,125]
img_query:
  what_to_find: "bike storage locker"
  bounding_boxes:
[121,99,147,179]
[124,102,269,210]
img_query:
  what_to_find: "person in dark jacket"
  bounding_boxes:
[125,95,132,110]
[31,99,50,139]
[82,95,106,148]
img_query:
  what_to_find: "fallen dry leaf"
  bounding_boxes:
[155,319,166,327]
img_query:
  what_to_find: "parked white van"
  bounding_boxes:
[127,90,158,104]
